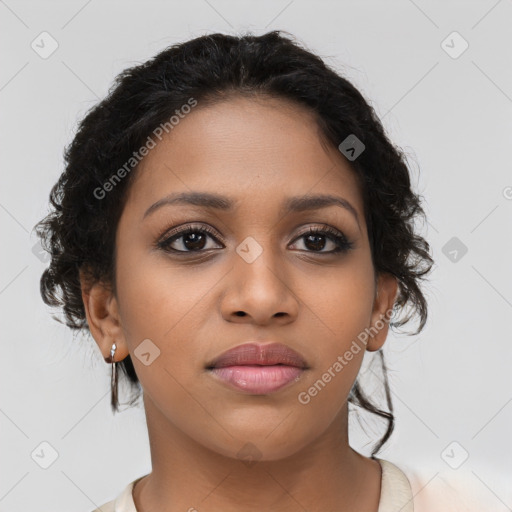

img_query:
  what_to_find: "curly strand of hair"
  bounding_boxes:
[349,350,395,457]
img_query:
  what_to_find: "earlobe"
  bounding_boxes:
[366,273,398,352]
[79,269,128,363]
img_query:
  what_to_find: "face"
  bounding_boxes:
[100,96,396,461]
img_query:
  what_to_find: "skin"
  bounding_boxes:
[81,95,398,512]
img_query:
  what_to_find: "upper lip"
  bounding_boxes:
[206,342,308,369]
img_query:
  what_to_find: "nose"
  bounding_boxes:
[220,241,300,326]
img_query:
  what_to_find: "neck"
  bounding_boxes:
[133,396,382,512]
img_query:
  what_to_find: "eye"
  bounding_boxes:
[157,224,223,253]
[289,225,354,254]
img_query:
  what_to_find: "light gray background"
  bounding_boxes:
[1,1,511,510]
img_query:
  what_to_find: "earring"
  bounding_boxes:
[109,342,119,412]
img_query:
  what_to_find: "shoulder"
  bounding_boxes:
[378,458,412,489]
[376,458,414,512]
[394,461,498,512]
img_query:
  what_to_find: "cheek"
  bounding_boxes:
[114,246,241,426]
[309,256,375,347]
[115,240,218,341]
[296,257,375,400]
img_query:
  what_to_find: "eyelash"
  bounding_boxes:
[156,223,354,255]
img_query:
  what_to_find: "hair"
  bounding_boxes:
[35,30,433,457]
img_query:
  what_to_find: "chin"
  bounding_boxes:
[206,430,312,464]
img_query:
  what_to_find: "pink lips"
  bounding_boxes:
[206,342,308,394]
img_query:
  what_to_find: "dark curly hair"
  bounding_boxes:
[35,30,433,457]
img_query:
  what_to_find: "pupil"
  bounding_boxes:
[305,234,325,251]
[184,232,205,250]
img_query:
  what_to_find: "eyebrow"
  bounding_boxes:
[143,191,360,228]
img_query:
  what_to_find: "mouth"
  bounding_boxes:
[205,342,309,395]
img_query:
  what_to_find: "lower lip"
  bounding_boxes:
[208,365,304,394]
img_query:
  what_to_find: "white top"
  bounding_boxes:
[91,458,414,512]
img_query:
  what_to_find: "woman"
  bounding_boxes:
[36,30,434,511]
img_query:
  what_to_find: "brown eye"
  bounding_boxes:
[290,226,353,254]
[158,225,223,253]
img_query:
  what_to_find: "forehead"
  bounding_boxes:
[125,95,364,218]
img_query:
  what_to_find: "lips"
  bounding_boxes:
[206,342,308,369]
[206,342,308,394]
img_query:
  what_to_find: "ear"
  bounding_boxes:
[366,272,398,352]
[79,269,129,363]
